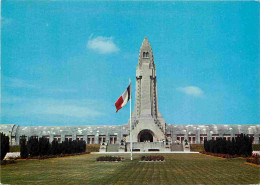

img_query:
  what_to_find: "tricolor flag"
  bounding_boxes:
[115,83,131,112]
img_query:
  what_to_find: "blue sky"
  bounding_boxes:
[1,1,259,126]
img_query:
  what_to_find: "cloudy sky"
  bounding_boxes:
[1,1,259,126]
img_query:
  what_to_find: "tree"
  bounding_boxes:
[39,137,51,156]
[27,136,39,157]
[20,135,28,159]
[51,140,59,155]
[0,133,10,160]
[248,137,253,156]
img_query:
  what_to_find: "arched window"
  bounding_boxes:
[143,52,149,58]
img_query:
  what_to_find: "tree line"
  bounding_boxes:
[20,136,86,159]
[204,133,253,156]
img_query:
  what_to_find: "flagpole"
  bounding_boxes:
[129,78,133,161]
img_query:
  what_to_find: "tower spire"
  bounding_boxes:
[140,37,151,50]
[139,37,153,64]
[130,38,166,142]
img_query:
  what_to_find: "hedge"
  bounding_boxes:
[20,136,86,158]
[204,133,253,156]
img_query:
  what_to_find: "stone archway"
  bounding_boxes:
[138,129,154,142]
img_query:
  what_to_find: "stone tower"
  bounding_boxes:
[130,37,166,142]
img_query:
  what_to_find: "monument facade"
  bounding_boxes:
[129,37,165,143]
[1,37,259,151]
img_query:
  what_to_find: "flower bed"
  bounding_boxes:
[200,151,237,159]
[140,155,165,161]
[96,156,122,162]
[246,154,259,165]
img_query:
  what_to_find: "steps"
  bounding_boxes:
[106,144,119,152]
[171,143,184,151]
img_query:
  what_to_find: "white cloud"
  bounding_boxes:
[46,88,78,93]
[44,105,103,117]
[4,77,37,89]
[1,95,26,104]
[2,96,106,118]
[0,17,12,26]
[87,35,119,54]
[177,86,204,97]
[3,76,77,94]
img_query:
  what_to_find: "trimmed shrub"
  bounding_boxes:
[27,137,39,157]
[20,136,28,159]
[1,133,10,160]
[96,156,122,162]
[39,137,51,156]
[51,140,59,155]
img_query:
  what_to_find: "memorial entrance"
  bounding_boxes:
[138,130,154,142]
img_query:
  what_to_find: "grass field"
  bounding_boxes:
[1,153,259,185]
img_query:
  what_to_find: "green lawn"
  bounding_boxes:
[1,153,259,185]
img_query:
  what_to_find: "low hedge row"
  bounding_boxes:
[141,155,165,161]
[200,151,238,159]
[246,154,259,165]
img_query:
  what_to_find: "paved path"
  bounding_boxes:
[91,151,199,154]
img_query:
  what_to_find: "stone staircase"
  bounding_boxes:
[106,144,119,152]
[171,143,184,151]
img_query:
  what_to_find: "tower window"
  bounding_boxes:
[143,52,149,58]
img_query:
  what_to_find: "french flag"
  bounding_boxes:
[115,83,131,112]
